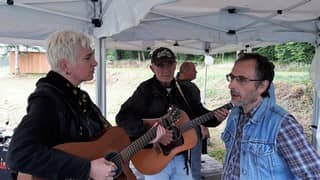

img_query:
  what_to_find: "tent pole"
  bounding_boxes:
[14,45,20,75]
[311,46,320,152]
[203,63,208,104]
[95,37,106,117]
[311,90,319,152]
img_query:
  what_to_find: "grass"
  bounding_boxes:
[208,148,226,163]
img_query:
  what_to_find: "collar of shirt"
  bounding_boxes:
[239,101,262,123]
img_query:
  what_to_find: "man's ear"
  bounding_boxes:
[258,80,269,95]
[150,65,155,73]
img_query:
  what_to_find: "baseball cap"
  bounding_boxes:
[151,47,176,66]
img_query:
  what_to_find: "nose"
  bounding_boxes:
[162,64,172,72]
[92,58,98,67]
[228,78,236,89]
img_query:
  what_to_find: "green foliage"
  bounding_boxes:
[277,42,314,64]
[106,50,151,61]
[105,49,117,61]
[176,53,204,62]
[213,52,237,64]
[254,45,276,61]
[116,50,139,60]
[105,42,315,65]
[143,51,151,60]
[254,42,315,64]
[176,53,187,61]
[208,148,226,163]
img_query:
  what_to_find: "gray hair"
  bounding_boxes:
[46,30,92,71]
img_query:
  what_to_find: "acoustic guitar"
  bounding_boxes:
[17,108,180,180]
[131,103,233,175]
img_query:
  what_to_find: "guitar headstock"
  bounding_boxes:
[161,106,180,127]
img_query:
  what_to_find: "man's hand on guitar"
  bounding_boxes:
[90,158,117,180]
[149,122,173,145]
[213,108,229,122]
[150,123,166,144]
[200,125,210,140]
[157,128,173,146]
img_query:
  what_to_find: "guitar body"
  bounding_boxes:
[17,127,136,180]
[132,111,197,175]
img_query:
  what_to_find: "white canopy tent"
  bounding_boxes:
[0,0,173,44]
[107,0,320,54]
[1,0,320,150]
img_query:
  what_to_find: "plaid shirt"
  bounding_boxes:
[222,107,257,180]
[277,114,320,179]
[223,109,320,180]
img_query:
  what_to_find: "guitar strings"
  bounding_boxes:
[108,110,179,168]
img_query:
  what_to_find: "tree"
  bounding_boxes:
[254,45,276,61]
[275,42,314,64]
[254,42,314,64]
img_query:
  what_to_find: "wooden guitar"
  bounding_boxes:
[17,108,181,180]
[131,103,233,175]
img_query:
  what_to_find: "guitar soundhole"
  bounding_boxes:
[170,126,181,140]
[105,152,122,177]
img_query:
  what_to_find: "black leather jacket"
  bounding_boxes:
[116,76,221,141]
[7,71,110,180]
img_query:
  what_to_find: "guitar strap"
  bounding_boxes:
[175,80,196,118]
[175,80,194,170]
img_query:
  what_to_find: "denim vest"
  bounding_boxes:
[222,96,297,180]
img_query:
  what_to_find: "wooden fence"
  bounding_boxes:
[9,51,50,74]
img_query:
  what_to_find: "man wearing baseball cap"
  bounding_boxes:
[116,47,229,180]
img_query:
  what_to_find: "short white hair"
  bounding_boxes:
[46,30,92,71]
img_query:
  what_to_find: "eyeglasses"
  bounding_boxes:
[226,73,263,84]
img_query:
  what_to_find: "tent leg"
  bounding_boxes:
[312,90,320,152]
[95,37,106,117]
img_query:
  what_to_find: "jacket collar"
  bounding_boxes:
[150,75,176,96]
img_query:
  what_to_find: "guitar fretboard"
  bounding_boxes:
[180,111,214,132]
[119,109,179,161]
[119,127,157,161]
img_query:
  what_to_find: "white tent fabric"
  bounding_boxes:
[107,0,320,54]
[105,38,277,55]
[0,0,172,44]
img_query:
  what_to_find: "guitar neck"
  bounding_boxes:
[119,110,214,160]
[119,127,157,162]
[180,103,232,132]
[180,111,214,132]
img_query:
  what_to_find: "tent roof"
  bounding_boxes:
[0,0,172,45]
[1,0,319,54]
[106,0,320,54]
